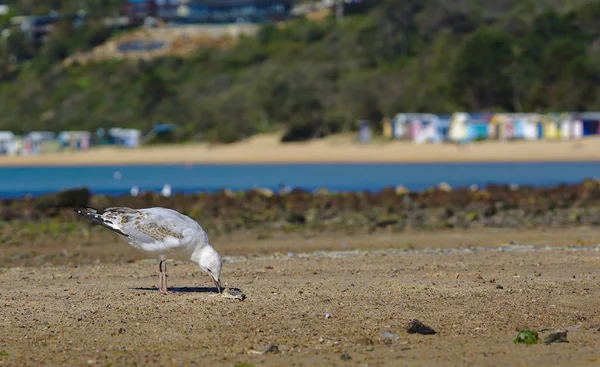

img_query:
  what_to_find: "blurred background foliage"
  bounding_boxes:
[0,0,600,142]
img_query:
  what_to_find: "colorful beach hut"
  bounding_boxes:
[468,114,491,141]
[390,113,405,138]
[390,113,422,139]
[448,112,469,142]
[357,120,372,143]
[413,114,444,144]
[408,118,423,139]
[391,113,446,143]
[23,131,56,155]
[531,115,544,139]
[514,114,539,140]
[108,127,142,148]
[436,114,452,140]
[489,113,539,140]
[489,114,511,140]
[398,115,424,140]
[539,114,561,139]
[381,117,392,139]
[0,131,16,155]
[576,112,600,136]
[58,131,91,151]
[523,114,556,140]
[449,112,490,143]
[558,114,583,140]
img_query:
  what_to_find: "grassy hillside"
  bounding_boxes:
[1,0,600,143]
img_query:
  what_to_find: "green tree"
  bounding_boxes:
[2,0,600,141]
[452,26,515,111]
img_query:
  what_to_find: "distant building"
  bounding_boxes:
[108,127,142,148]
[559,116,583,140]
[0,131,16,155]
[389,113,449,143]
[0,3,9,16]
[357,120,371,143]
[23,131,56,155]
[576,112,600,136]
[381,116,392,139]
[489,113,540,140]
[127,0,295,25]
[125,0,159,25]
[57,131,91,151]
[448,112,491,143]
[10,12,90,48]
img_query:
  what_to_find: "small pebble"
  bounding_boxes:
[496,284,504,289]
[366,345,374,352]
[380,330,399,340]
[341,353,352,361]
[356,337,373,346]
[543,331,568,344]
[264,344,279,353]
[406,319,437,335]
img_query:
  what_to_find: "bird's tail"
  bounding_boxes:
[73,205,130,237]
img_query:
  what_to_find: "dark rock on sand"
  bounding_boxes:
[406,319,437,335]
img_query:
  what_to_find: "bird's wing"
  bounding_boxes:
[74,205,132,238]
[134,207,204,243]
[75,206,204,251]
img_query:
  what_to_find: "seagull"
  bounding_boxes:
[161,184,172,198]
[73,205,222,295]
[130,185,140,197]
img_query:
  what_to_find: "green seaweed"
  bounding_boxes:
[513,329,539,345]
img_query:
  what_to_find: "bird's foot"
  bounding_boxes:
[158,288,178,295]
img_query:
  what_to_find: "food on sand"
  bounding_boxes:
[220,288,246,301]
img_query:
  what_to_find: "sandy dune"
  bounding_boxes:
[1,134,600,166]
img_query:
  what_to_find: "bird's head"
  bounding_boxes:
[195,246,222,293]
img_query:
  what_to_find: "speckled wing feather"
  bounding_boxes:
[73,205,131,237]
[74,206,207,253]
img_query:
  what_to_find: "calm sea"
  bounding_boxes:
[0,162,599,199]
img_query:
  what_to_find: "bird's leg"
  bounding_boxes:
[158,260,163,293]
[158,259,167,294]
[158,259,177,295]
[163,260,169,293]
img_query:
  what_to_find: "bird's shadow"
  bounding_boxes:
[131,286,242,294]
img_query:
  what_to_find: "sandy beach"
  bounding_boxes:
[2,228,600,367]
[1,134,600,166]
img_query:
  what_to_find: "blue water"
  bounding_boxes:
[0,162,599,199]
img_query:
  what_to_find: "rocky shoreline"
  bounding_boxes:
[2,180,600,233]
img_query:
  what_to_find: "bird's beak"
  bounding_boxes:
[211,275,221,293]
